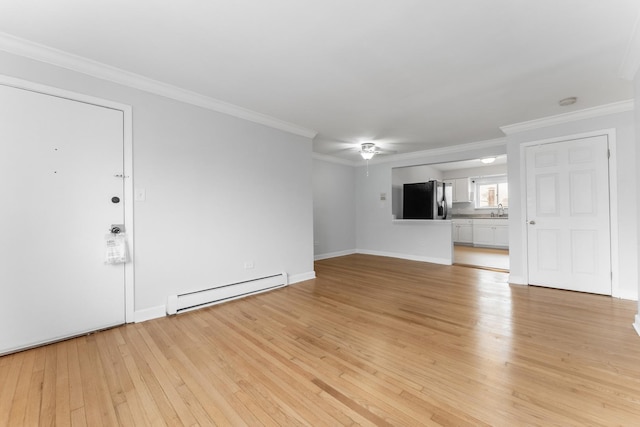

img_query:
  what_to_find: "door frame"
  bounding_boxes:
[0,74,135,322]
[518,129,619,297]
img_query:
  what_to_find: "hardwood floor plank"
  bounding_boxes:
[203,310,351,426]
[76,335,120,427]
[65,340,84,413]
[134,326,202,426]
[70,407,87,427]
[146,317,251,426]
[24,350,45,426]
[40,345,58,426]
[118,326,172,426]
[0,354,22,426]
[2,254,640,425]
[6,350,34,426]
[205,309,369,426]
[54,342,71,427]
[453,245,509,271]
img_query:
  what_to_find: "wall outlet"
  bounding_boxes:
[243,261,254,269]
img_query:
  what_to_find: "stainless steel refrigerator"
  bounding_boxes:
[402,180,453,219]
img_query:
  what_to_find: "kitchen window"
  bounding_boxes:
[474,175,508,209]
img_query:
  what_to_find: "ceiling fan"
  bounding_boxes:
[358,142,396,160]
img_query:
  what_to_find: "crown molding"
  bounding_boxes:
[0,32,317,139]
[619,14,640,80]
[312,152,358,166]
[364,137,507,166]
[500,100,635,135]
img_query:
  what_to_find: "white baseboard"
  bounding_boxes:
[314,249,356,261]
[615,289,638,301]
[356,249,451,265]
[134,305,166,323]
[289,271,316,284]
[634,315,640,337]
[508,275,526,285]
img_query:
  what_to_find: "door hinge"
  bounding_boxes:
[607,149,610,159]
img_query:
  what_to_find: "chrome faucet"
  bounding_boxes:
[498,203,504,217]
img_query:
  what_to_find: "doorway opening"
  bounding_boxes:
[453,245,509,272]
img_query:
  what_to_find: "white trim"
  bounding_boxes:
[312,152,358,167]
[518,143,530,289]
[619,14,640,80]
[356,249,451,265]
[634,315,640,336]
[0,32,317,139]
[508,275,526,285]
[314,249,357,261]
[123,106,135,323]
[500,101,634,135]
[313,138,507,168]
[365,137,507,166]
[617,289,638,301]
[518,129,620,298]
[0,74,136,323]
[134,306,166,323]
[288,271,317,283]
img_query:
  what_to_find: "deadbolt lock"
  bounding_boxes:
[110,224,125,234]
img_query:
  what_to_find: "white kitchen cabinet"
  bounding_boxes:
[493,224,509,247]
[453,177,471,203]
[452,219,473,244]
[443,180,455,199]
[472,219,508,248]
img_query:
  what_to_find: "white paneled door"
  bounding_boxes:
[525,135,611,295]
[0,84,126,354]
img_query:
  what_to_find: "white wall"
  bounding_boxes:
[441,164,508,181]
[355,144,506,264]
[312,158,356,259]
[506,110,637,300]
[0,51,315,318]
[392,164,444,184]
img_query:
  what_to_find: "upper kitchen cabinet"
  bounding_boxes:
[452,177,471,203]
[444,178,472,203]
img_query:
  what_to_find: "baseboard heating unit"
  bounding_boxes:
[166,272,288,315]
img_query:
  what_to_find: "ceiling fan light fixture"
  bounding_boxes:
[480,157,496,164]
[360,142,377,160]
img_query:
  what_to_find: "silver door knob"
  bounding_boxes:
[529,220,536,225]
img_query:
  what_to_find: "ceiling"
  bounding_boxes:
[0,1,638,161]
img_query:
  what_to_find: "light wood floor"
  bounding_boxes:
[453,245,509,272]
[2,254,640,426]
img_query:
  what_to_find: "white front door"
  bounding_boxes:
[0,84,126,354]
[525,135,611,294]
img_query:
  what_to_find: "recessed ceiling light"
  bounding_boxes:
[559,97,577,106]
[480,157,496,164]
